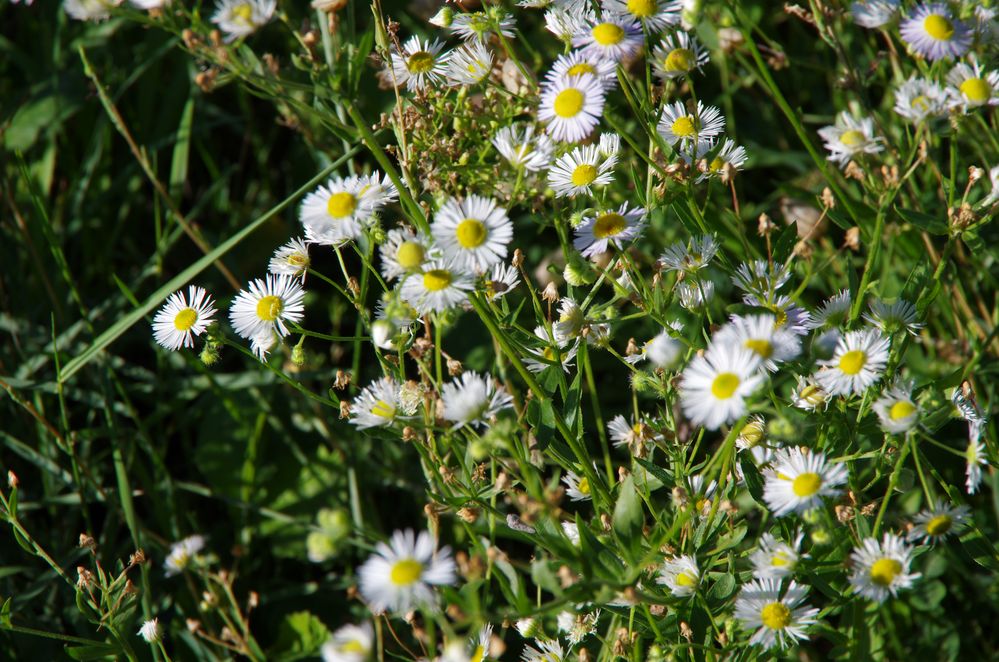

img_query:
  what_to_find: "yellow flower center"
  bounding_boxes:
[839,130,866,147]
[869,558,902,587]
[960,78,991,104]
[665,48,695,73]
[592,22,624,46]
[342,640,367,654]
[710,372,740,399]
[396,241,425,269]
[389,558,423,586]
[423,269,453,292]
[671,115,696,137]
[553,88,584,118]
[287,253,309,268]
[911,95,931,112]
[232,3,253,23]
[744,338,773,359]
[792,472,822,497]
[627,0,656,17]
[255,295,283,322]
[326,192,357,219]
[771,552,792,567]
[923,14,954,41]
[889,400,916,421]
[456,218,488,248]
[760,602,791,630]
[470,645,486,662]
[838,349,866,375]
[567,62,596,76]
[577,476,591,494]
[407,51,435,74]
[571,164,598,187]
[925,514,952,536]
[709,156,724,172]
[592,212,627,239]
[371,399,396,419]
[800,384,826,405]
[675,571,697,587]
[740,420,765,446]
[173,308,198,331]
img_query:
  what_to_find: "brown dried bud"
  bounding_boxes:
[542,281,559,303]
[457,506,479,524]
[784,3,814,24]
[334,369,350,390]
[600,513,612,532]
[7,471,18,489]
[844,227,861,251]
[512,248,524,268]
[129,549,146,566]
[718,27,744,53]
[79,534,96,550]
[446,358,463,376]
[757,212,776,236]
[262,53,280,76]
[844,160,865,181]
[650,604,666,617]
[402,426,417,442]
[625,337,640,356]
[793,239,813,259]
[347,277,360,298]
[495,472,510,491]
[186,619,202,633]
[339,400,351,420]
[578,649,591,662]
[209,30,223,48]
[76,567,94,589]
[835,504,855,523]
[821,186,836,209]
[247,591,259,610]
[557,564,577,588]
[680,621,694,641]
[881,165,899,188]
[860,501,879,516]
[301,30,319,48]
[969,166,985,183]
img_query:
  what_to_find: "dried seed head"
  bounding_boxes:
[844,227,861,251]
[79,534,96,550]
[339,401,351,420]
[446,358,463,376]
[542,281,559,303]
[821,186,836,209]
[334,369,350,390]
[757,212,776,236]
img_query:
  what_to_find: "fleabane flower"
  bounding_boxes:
[651,31,708,80]
[734,579,819,650]
[806,289,851,330]
[572,16,643,62]
[525,326,578,373]
[656,555,700,597]
[658,100,725,151]
[441,372,514,429]
[229,275,305,348]
[446,42,494,86]
[659,234,718,274]
[358,529,456,614]
[152,286,217,351]
[64,0,121,21]
[814,328,890,396]
[546,50,617,86]
[946,58,999,112]
[818,110,882,168]
[573,203,646,257]
[449,10,515,43]
[899,3,972,61]
[539,73,607,143]
[714,314,801,372]
[400,260,475,314]
[432,195,512,272]
[750,533,801,579]
[694,138,748,183]
[851,0,899,28]
[548,144,616,198]
[211,0,275,41]
[907,504,970,543]
[379,227,434,282]
[679,343,766,430]
[137,619,161,644]
[764,447,847,517]
[603,0,681,31]
[321,622,373,662]
[482,262,520,299]
[791,377,830,411]
[966,439,987,494]
[351,377,402,429]
[300,173,393,246]
[893,77,949,123]
[625,328,684,369]
[268,237,311,280]
[608,414,663,456]
[164,535,205,576]
[544,4,596,42]
[562,470,593,501]
[731,260,791,297]
[520,640,566,662]
[493,125,555,172]
[389,36,448,91]
[873,381,919,434]
[848,534,920,603]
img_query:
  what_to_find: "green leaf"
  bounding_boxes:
[707,572,736,605]
[772,222,798,265]
[634,457,672,487]
[895,207,949,235]
[739,457,765,506]
[612,475,643,558]
[269,611,331,662]
[63,644,118,660]
[526,397,556,451]
[0,596,11,627]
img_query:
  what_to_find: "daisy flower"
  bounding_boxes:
[538,73,607,143]
[350,377,401,430]
[544,4,596,42]
[441,372,514,429]
[557,609,600,645]
[737,414,767,450]
[389,36,448,92]
[908,504,970,543]
[899,3,972,61]
[321,623,373,662]
[756,294,812,337]
[482,262,520,299]
[64,0,121,20]
[731,260,790,297]
[545,50,618,86]
[873,381,919,434]
[211,0,275,41]
[658,100,725,151]
[946,58,999,112]
[750,532,800,579]
[300,175,381,246]
[493,125,555,173]
[229,274,305,343]
[848,534,920,603]
[164,535,205,576]
[599,132,622,161]
[152,286,217,351]
[524,325,578,373]
[695,138,748,183]
[659,234,719,274]
[379,228,433,282]
[250,331,277,360]
[966,439,987,495]
[817,110,882,168]
[851,0,899,28]
[893,77,949,123]
[677,278,715,310]
[680,343,765,430]
[572,204,646,257]
[806,289,851,330]
[449,10,515,43]
[814,328,890,396]
[864,298,923,336]
[462,625,493,662]
[764,447,847,517]
[562,470,593,501]
[651,31,708,81]
[358,529,456,614]
[714,314,801,372]
[791,376,830,411]
[446,42,493,86]
[268,237,310,280]
[734,579,819,650]
[432,195,512,272]
[548,144,616,198]
[521,640,565,662]
[656,555,699,597]
[572,16,643,63]
[603,0,681,31]
[607,414,663,454]
[400,260,475,314]
[625,328,684,369]
[554,297,584,344]
[137,619,161,644]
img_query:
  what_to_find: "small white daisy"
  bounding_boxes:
[379,227,433,282]
[493,125,555,172]
[358,529,456,614]
[677,279,716,310]
[966,439,987,495]
[482,262,520,299]
[545,50,618,87]
[250,331,278,360]
[899,3,972,61]
[764,447,848,517]
[658,100,725,151]
[603,0,680,31]
[300,174,385,246]
[321,622,373,662]
[607,414,663,455]
[525,326,578,373]
[694,138,748,182]
[893,77,949,123]
[389,36,448,92]
[806,289,852,330]
[137,618,161,644]
[432,195,512,272]
[441,372,514,429]
[599,132,622,162]
[538,73,607,143]
[656,555,700,597]
[818,110,883,168]
[848,534,920,603]
[659,234,718,274]
[572,203,646,257]
[750,532,801,579]
[680,343,766,430]
[573,16,643,63]
[400,260,475,314]
[908,504,970,543]
[351,377,402,429]
[791,376,830,411]
[851,0,899,28]
[268,237,310,280]
[873,380,919,434]
[164,535,205,576]
[544,4,596,42]
[548,144,616,198]
[814,328,890,396]
[714,314,801,372]
[520,640,565,662]
[651,31,708,81]
[554,297,584,344]
[449,10,515,43]
[946,58,999,112]
[755,294,812,337]
[734,579,819,650]
[229,274,305,344]
[446,42,494,86]
[625,328,684,369]
[211,0,275,41]
[64,0,121,21]
[562,469,593,501]
[152,286,217,351]
[557,609,600,646]
[731,260,791,297]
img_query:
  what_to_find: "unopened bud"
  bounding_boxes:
[542,281,559,303]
